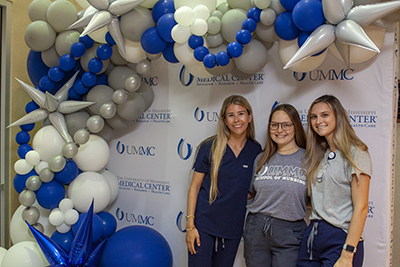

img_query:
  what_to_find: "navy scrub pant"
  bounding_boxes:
[297,220,364,267]
[188,228,241,267]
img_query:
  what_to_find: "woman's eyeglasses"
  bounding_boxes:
[270,122,293,131]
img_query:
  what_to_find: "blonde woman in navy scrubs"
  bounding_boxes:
[185,95,262,267]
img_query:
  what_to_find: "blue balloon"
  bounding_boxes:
[216,51,230,67]
[81,71,97,87]
[280,0,301,11]
[54,159,79,185]
[163,43,179,63]
[236,29,252,45]
[157,13,177,43]
[48,66,65,82]
[20,123,35,132]
[13,169,37,193]
[96,44,113,60]
[292,0,324,32]
[193,46,209,61]
[274,11,300,41]
[247,7,261,23]
[71,42,86,58]
[18,144,33,159]
[27,50,50,87]
[36,180,65,209]
[59,54,76,71]
[79,35,94,49]
[105,32,116,46]
[25,101,39,113]
[227,42,243,58]
[96,74,108,85]
[99,226,173,267]
[242,18,257,33]
[72,213,103,243]
[152,0,175,23]
[73,80,89,95]
[88,58,103,74]
[141,27,168,54]
[68,88,81,100]
[39,76,55,91]
[51,230,74,253]
[74,60,85,76]
[97,211,117,239]
[203,53,217,69]
[16,131,30,145]
[188,35,204,49]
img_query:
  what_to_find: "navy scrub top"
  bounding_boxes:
[193,138,262,239]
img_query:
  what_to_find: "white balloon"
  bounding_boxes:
[194,5,211,20]
[14,159,33,175]
[191,18,208,36]
[56,223,71,234]
[254,0,272,9]
[64,209,79,225]
[68,171,111,213]
[171,24,191,43]
[122,38,147,63]
[0,246,7,265]
[260,8,276,26]
[32,125,66,162]
[73,134,110,172]
[270,0,285,16]
[1,241,49,267]
[175,6,195,26]
[174,41,196,65]
[100,169,120,204]
[58,198,74,213]
[174,0,217,14]
[25,150,41,166]
[49,210,64,227]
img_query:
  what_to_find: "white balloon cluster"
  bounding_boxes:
[172,5,210,43]
[48,198,79,234]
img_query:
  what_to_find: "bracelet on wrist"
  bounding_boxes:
[186,226,196,231]
[186,215,195,219]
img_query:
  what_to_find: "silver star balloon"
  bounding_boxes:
[68,0,146,59]
[284,0,400,69]
[9,72,95,143]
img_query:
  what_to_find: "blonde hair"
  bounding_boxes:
[304,95,368,192]
[199,95,257,204]
[257,104,306,173]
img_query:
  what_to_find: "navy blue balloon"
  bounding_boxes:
[68,88,81,100]
[39,76,55,91]
[59,54,75,71]
[97,211,117,239]
[227,41,243,58]
[74,59,85,76]
[16,131,30,145]
[105,32,116,45]
[242,18,257,33]
[193,46,209,61]
[72,213,103,243]
[27,50,50,87]
[163,42,179,63]
[152,0,175,23]
[292,0,324,32]
[25,101,39,113]
[20,123,35,132]
[79,35,94,48]
[203,53,217,68]
[96,74,108,85]
[188,35,204,49]
[88,58,103,74]
[73,80,89,95]
[96,44,113,60]
[48,66,65,82]
[280,0,301,11]
[71,42,86,58]
[18,144,33,159]
[81,71,97,87]
[13,169,37,193]
[274,11,300,41]
[236,29,252,45]
[51,230,74,253]
[36,180,65,209]
[99,225,173,267]
[247,7,261,23]
[216,51,230,67]
[157,13,176,43]
[54,159,79,185]
[141,27,168,54]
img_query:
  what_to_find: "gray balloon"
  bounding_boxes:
[112,89,128,105]
[86,85,115,115]
[136,82,154,111]
[31,222,44,234]
[97,122,114,143]
[74,129,90,145]
[206,33,223,48]
[22,206,40,225]
[55,30,80,57]
[230,66,254,79]
[25,20,56,52]
[65,110,91,137]
[124,73,141,92]
[106,113,133,130]
[87,115,105,133]
[46,0,77,33]
[99,102,117,119]
[108,66,136,90]
[26,175,42,191]
[117,92,146,121]
[80,43,110,74]
[62,142,79,158]
[217,2,231,14]
[39,168,54,182]
[19,190,37,207]
[48,155,66,172]
[42,45,60,67]
[110,46,130,65]
[233,39,268,74]
[221,9,247,43]
[136,59,152,76]
[28,0,52,22]
[120,7,155,42]
[211,10,223,19]
[207,17,222,35]
[146,53,161,61]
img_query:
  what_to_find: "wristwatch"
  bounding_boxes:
[343,244,357,253]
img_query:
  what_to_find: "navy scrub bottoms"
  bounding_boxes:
[297,220,364,267]
[188,228,241,267]
[243,212,307,267]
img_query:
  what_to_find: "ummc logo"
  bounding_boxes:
[177,138,192,160]
[142,76,159,86]
[180,66,194,86]
[294,69,354,81]
[116,141,155,156]
[194,107,219,122]
[176,211,186,232]
[115,208,155,226]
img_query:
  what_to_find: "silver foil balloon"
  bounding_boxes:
[26,175,42,191]
[62,142,79,158]
[112,89,128,105]
[74,128,90,145]
[22,206,40,225]
[124,73,141,92]
[48,155,67,172]
[19,189,37,207]
[39,167,54,183]
[99,102,117,119]
[86,115,105,133]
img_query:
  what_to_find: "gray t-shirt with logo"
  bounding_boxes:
[309,146,372,233]
[247,148,307,221]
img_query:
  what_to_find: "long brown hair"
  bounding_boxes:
[256,104,306,173]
